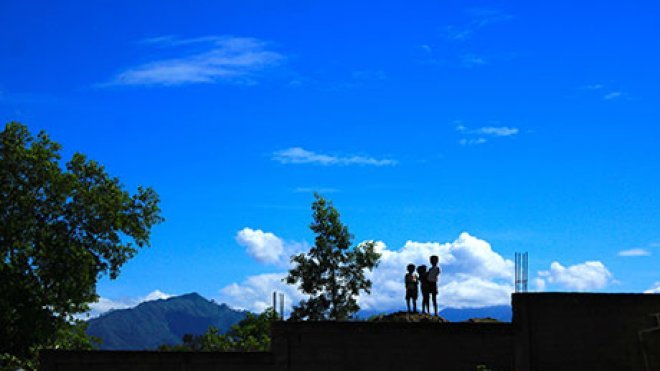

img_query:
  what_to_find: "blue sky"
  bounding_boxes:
[2,0,659,314]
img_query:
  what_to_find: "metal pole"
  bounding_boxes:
[279,293,284,320]
[272,291,277,317]
[523,252,528,292]
[515,252,520,293]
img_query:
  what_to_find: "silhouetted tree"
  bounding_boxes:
[285,194,380,320]
[160,308,278,352]
[0,122,163,366]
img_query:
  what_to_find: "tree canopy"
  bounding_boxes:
[285,194,380,320]
[0,122,163,363]
[159,308,277,352]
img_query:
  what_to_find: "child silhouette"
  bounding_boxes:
[404,263,418,314]
[428,255,441,316]
[416,265,430,314]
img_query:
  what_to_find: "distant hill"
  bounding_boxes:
[440,306,512,322]
[358,305,512,322]
[86,293,247,350]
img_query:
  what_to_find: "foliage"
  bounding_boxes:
[0,320,100,371]
[0,122,163,365]
[285,194,381,320]
[159,308,278,352]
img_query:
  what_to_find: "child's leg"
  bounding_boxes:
[432,293,437,315]
[413,298,417,313]
[406,297,411,313]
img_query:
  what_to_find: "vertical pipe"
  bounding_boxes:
[272,291,277,318]
[279,293,284,320]
[515,252,519,293]
[514,253,517,293]
[526,252,529,292]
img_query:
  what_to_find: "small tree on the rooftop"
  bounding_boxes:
[285,194,380,320]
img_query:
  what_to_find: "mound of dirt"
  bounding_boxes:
[465,317,501,323]
[368,311,449,323]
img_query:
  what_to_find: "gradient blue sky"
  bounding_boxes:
[2,0,659,313]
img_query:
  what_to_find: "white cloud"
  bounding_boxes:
[236,228,307,266]
[86,290,171,318]
[603,91,622,100]
[618,248,651,257]
[537,261,612,291]
[456,124,519,145]
[273,147,397,167]
[444,8,513,41]
[456,125,519,137]
[533,278,546,292]
[459,138,487,146]
[582,84,604,90]
[236,228,285,264]
[476,126,519,137]
[219,232,515,314]
[644,282,660,294]
[106,36,283,86]
[219,273,305,314]
[462,54,488,67]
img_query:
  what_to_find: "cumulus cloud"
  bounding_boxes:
[86,290,171,318]
[644,282,660,294]
[618,248,651,257]
[219,273,305,314]
[219,232,515,313]
[105,36,283,86]
[236,228,285,264]
[273,147,397,166]
[236,228,307,266]
[537,261,612,291]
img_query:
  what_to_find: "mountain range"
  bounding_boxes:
[86,293,247,350]
[87,292,512,350]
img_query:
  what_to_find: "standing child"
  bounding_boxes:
[404,263,418,314]
[416,265,430,314]
[428,255,441,316]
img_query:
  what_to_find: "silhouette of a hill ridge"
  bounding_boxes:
[86,292,247,350]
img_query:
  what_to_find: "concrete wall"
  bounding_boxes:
[513,293,660,371]
[39,350,275,371]
[271,321,514,371]
[40,293,660,371]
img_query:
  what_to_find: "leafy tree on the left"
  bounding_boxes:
[0,122,164,366]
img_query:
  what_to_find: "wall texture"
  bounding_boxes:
[513,293,660,371]
[271,321,513,371]
[39,350,275,371]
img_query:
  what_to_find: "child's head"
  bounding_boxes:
[407,263,416,273]
[417,265,427,275]
[430,255,439,266]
